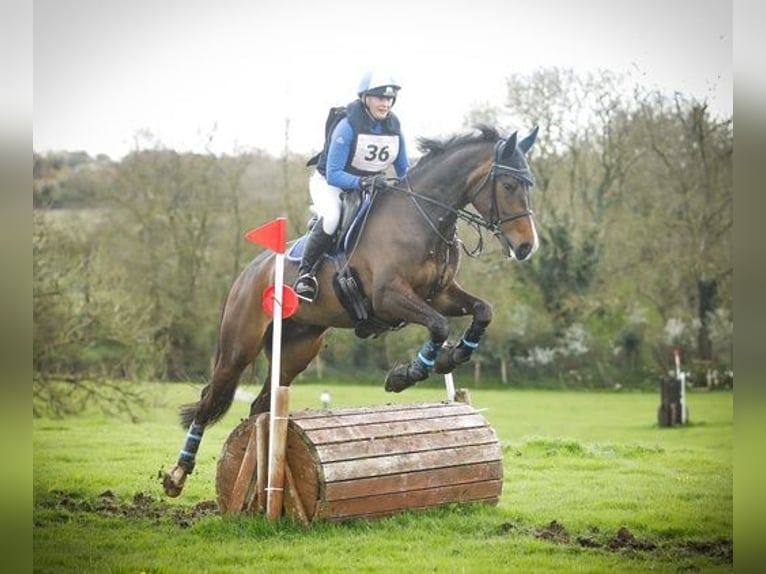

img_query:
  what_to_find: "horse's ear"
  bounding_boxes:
[518,125,539,153]
[499,131,518,162]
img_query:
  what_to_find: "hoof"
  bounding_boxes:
[384,362,429,393]
[385,364,416,393]
[162,466,187,498]
[434,343,472,374]
[434,343,458,374]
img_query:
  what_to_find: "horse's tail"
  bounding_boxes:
[178,399,202,430]
[178,380,235,430]
[178,402,197,429]
[178,351,237,429]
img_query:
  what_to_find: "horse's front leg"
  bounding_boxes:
[429,282,493,375]
[374,281,451,393]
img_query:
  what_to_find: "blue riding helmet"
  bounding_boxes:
[357,70,401,99]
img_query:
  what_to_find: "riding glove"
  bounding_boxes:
[358,174,388,192]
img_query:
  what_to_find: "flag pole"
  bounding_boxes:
[264,218,289,521]
[266,243,290,519]
[245,217,293,521]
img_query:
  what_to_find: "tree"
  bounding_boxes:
[105,142,228,380]
[493,68,732,381]
[630,93,733,363]
[503,68,637,329]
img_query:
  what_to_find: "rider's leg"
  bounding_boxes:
[294,220,334,302]
[294,173,342,303]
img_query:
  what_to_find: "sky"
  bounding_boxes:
[33,0,732,160]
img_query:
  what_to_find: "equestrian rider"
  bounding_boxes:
[293,71,411,303]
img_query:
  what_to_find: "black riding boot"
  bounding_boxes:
[293,221,334,303]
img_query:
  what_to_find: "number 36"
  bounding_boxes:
[364,145,390,162]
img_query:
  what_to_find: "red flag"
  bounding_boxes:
[245,217,286,253]
[262,285,300,318]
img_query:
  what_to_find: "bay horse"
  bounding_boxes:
[163,124,539,497]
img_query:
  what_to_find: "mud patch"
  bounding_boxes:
[37,489,219,529]
[606,526,657,551]
[498,519,731,565]
[534,520,570,544]
[682,539,733,563]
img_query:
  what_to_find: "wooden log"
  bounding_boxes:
[224,423,257,514]
[217,401,504,523]
[216,412,269,514]
[253,413,269,513]
[288,402,501,522]
[283,460,309,525]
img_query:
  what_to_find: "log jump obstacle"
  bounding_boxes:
[216,395,504,523]
[657,348,689,427]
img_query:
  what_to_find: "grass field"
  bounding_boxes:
[33,380,733,573]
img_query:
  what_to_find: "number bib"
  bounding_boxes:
[350,133,399,173]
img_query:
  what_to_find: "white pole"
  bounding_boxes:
[680,371,687,425]
[441,343,456,401]
[266,250,286,515]
[444,372,455,402]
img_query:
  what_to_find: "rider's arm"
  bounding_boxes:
[325,119,363,190]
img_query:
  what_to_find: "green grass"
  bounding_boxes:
[33,381,733,573]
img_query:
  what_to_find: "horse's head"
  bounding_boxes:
[470,127,539,261]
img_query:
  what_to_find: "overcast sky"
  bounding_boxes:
[33,0,732,160]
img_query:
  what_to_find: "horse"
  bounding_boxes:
[163,124,540,497]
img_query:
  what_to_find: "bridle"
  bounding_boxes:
[471,139,535,227]
[385,140,535,256]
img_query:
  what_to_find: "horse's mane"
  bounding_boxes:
[414,124,500,166]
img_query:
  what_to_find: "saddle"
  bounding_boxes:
[332,258,404,339]
[288,191,404,338]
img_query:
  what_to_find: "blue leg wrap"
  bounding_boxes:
[459,320,487,352]
[459,336,480,350]
[178,423,204,471]
[416,340,439,369]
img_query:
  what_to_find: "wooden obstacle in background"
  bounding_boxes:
[657,375,689,427]
[658,349,689,427]
[216,400,503,523]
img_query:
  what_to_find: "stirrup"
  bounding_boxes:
[294,274,319,303]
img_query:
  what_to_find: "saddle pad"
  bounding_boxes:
[285,196,371,262]
[286,236,307,262]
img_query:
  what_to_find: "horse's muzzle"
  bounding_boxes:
[513,242,534,261]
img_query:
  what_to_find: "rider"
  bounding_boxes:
[293,70,411,303]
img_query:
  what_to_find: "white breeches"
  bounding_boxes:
[309,171,344,235]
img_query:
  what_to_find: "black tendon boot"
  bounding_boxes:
[293,221,334,303]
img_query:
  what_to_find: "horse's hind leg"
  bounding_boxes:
[163,349,265,497]
[163,274,271,497]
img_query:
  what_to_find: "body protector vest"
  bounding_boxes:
[316,99,402,177]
